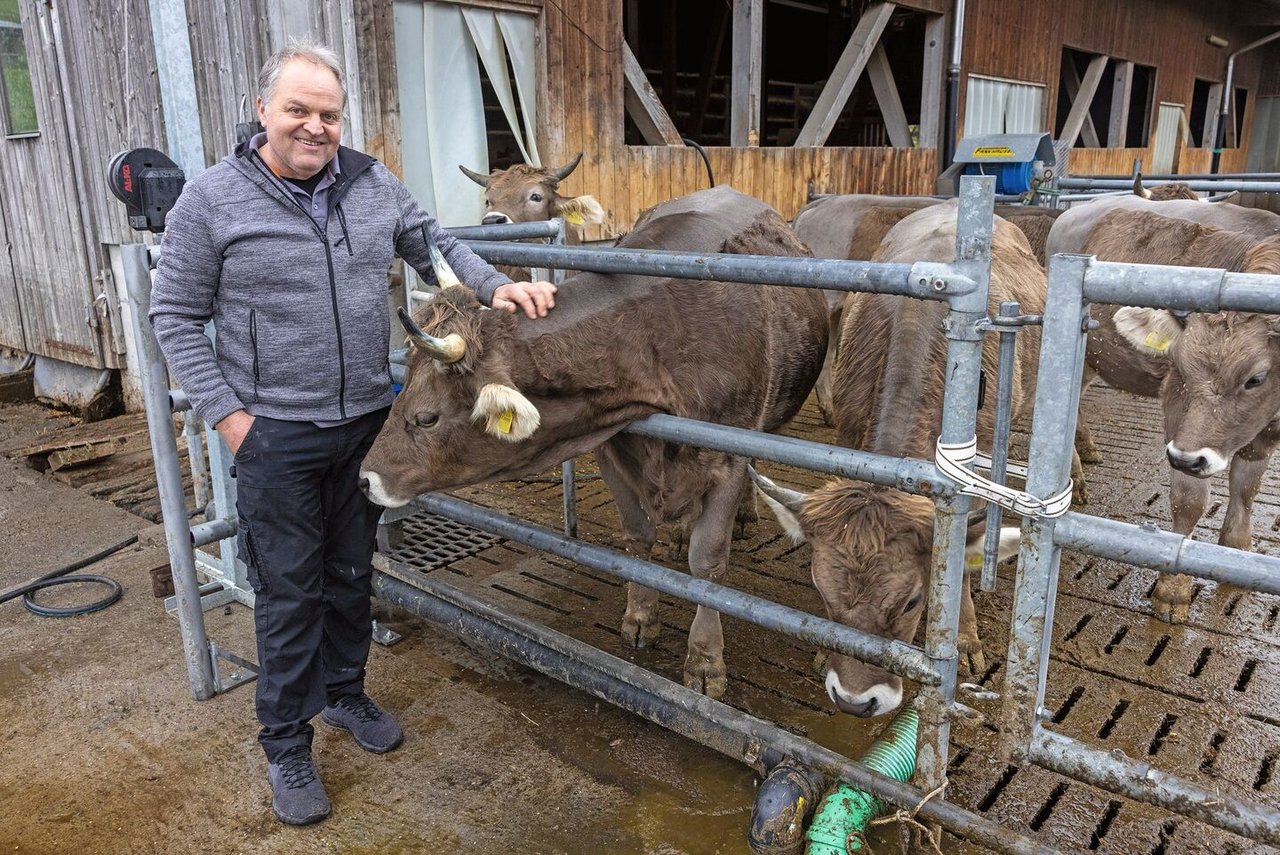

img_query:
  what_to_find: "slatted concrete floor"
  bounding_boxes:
[385,386,1280,854]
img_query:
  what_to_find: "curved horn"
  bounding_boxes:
[421,224,463,289]
[397,307,466,363]
[458,164,491,187]
[550,152,584,183]
[1133,174,1153,199]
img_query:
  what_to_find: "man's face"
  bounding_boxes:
[256,58,343,179]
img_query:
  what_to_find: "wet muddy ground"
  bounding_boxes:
[2,381,1280,853]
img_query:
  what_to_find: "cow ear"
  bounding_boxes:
[471,383,540,442]
[1114,307,1182,357]
[963,523,1021,570]
[553,195,605,228]
[749,467,809,543]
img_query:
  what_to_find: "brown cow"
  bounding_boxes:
[1079,209,1280,623]
[1133,174,1202,201]
[793,195,1062,428]
[459,153,606,282]
[754,202,1034,718]
[359,186,829,699]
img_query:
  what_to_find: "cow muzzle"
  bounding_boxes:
[1165,442,1228,477]
[481,212,512,225]
[358,471,411,508]
[825,670,902,718]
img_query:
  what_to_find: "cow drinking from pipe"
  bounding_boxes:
[753,202,1035,718]
[459,152,606,282]
[1074,209,1280,623]
[359,186,829,699]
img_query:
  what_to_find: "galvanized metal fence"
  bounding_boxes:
[121,174,1280,850]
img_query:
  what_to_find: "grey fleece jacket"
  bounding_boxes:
[149,143,511,429]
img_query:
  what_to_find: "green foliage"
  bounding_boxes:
[0,1,18,25]
[3,64,35,133]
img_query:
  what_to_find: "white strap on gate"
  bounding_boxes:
[935,437,1073,519]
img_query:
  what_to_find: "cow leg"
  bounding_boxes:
[1075,368,1103,464]
[959,572,985,674]
[597,453,661,648]
[1153,469,1211,624]
[734,476,758,539]
[683,466,745,699]
[1070,446,1089,506]
[1220,442,1275,551]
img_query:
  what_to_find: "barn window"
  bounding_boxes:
[1188,78,1219,148]
[964,75,1045,136]
[1053,50,1154,149]
[622,1,941,150]
[392,0,541,226]
[0,0,38,136]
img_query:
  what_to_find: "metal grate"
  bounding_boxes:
[385,511,502,572]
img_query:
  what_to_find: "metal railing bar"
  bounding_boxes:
[1053,511,1280,596]
[410,492,943,686]
[1031,725,1280,845]
[1080,259,1280,314]
[461,241,974,301]
[373,560,1060,855]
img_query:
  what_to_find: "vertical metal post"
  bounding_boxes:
[551,217,579,539]
[915,175,995,795]
[121,244,216,700]
[980,301,1020,592]
[182,416,210,514]
[999,254,1091,761]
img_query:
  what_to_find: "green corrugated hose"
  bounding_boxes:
[805,706,920,854]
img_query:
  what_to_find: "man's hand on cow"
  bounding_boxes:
[492,280,557,319]
[215,409,255,456]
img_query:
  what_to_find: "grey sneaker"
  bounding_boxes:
[322,692,404,753]
[267,745,330,825]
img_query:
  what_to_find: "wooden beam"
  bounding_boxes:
[1060,54,1107,148]
[867,45,911,147]
[919,13,947,150]
[731,0,764,145]
[622,41,684,146]
[1107,60,1133,147]
[794,2,895,147]
[1204,82,1224,149]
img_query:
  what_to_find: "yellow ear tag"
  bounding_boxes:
[496,409,515,434]
[1143,332,1172,353]
[966,553,983,570]
[565,210,585,226]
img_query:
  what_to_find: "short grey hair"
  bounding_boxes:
[257,40,346,107]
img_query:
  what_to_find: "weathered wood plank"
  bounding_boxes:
[867,45,912,148]
[730,0,763,146]
[1061,53,1108,148]
[1108,60,1134,147]
[621,42,683,146]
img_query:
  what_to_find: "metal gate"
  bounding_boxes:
[123,175,1280,851]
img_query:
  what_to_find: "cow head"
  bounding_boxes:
[752,471,1018,718]
[1133,174,1201,201]
[1114,241,1280,477]
[459,153,605,233]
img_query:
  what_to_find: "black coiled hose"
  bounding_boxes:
[0,535,136,617]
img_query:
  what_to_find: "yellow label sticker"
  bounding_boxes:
[565,210,585,226]
[966,553,984,570]
[973,146,1015,158]
[1143,333,1172,353]
[496,410,515,434]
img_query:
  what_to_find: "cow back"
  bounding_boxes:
[1047,196,1280,259]
[832,203,1046,460]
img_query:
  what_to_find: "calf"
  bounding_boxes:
[755,202,1034,717]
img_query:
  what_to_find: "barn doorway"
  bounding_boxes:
[392,0,542,226]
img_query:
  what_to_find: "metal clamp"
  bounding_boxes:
[935,437,1071,519]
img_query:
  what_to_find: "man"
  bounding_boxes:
[150,42,556,826]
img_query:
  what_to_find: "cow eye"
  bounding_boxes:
[529,192,543,203]
[904,593,923,613]
[413,412,440,428]
[1245,371,1268,390]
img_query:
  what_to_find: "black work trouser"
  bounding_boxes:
[232,407,390,763]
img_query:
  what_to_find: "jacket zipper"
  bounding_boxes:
[249,309,260,383]
[247,152,360,417]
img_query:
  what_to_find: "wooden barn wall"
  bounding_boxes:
[534,1,936,239]
[185,0,272,166]
[0,0,168,368]
[962,0,1264,170]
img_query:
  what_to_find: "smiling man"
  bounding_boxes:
[149,42,556,826]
